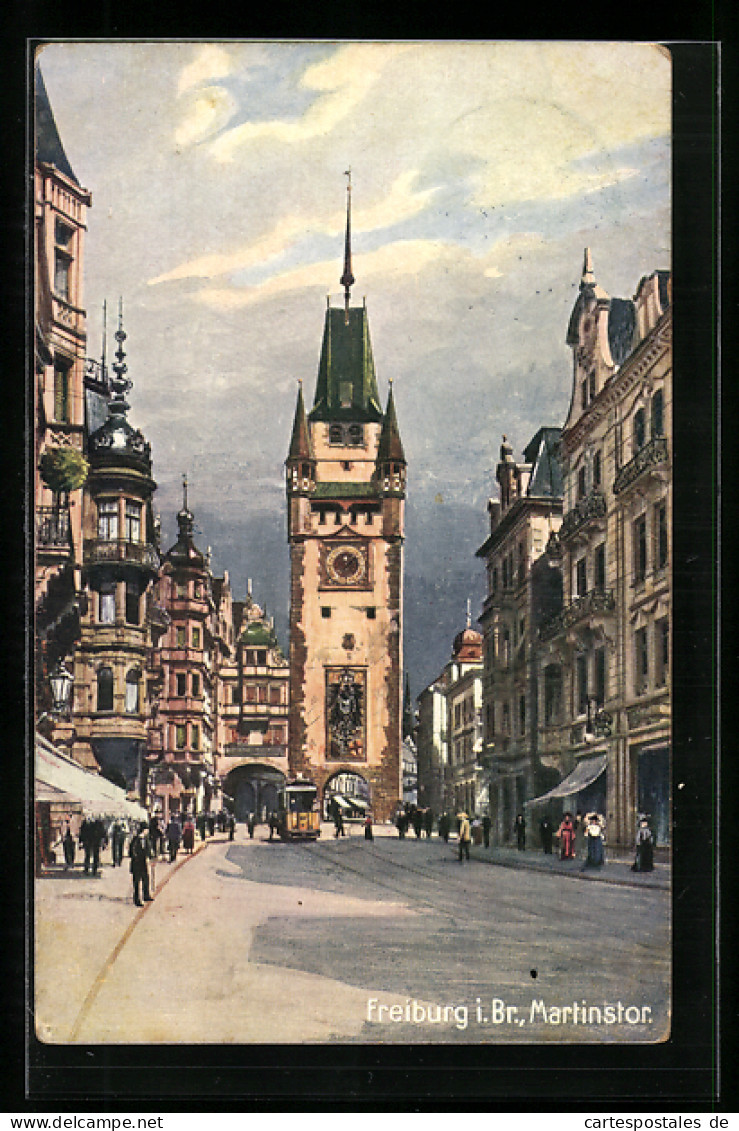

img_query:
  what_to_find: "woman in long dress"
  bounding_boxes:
[632,816,654,871]
[583,812,605,868]
[556,812,576,859]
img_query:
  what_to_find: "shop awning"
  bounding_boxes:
[524,754,607,806]
[35,733,148,820]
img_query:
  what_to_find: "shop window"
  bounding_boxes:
[594,543,606,591]
[594,647,607,706]
[124,501,142,542]
[96,667,114,712]
[634,515,648,583]
[635,627,649,694]
[98,499,118,541]
[651,389,664,438]
[633,408,646,453]
[544,665,562,724]
[98,585,116,624]
[125,582,140,625]
[654,501,668,570]
[655,617,670,686]
[575,557,587,598]
[576,653,588,715]
[125,670,141,714]
[53,363,71,423]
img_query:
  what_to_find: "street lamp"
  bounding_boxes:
[49,662,74,715]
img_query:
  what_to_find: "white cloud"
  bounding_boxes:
[174,85,238,148]
[208,42,414,161]
[187,231,547,309]
[177,45,235,94]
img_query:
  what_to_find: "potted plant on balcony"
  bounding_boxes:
[39,446,89,498]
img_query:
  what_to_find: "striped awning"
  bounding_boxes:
[525,754,607,806]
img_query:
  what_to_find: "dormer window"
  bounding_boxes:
[329,424,343,444]
[339,382,352,408]
[347,423,363,445]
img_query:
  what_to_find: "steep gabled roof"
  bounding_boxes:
[35,67,79,185]
[376,384,405,464]
[523,426,563,498]
[309,305,383,423]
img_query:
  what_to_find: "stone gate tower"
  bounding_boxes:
[285,177,405,821]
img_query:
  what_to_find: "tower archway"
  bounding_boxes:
[323,769,371,820]
[222,763,286,823]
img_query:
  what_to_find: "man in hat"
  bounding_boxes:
[129,822,154,906]
[457,812,471,863]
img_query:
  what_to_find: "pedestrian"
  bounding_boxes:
[207,813,216,836]
[61,822,76,869]
[539,815,553,855]
[129,822,154,906]
[574,809,585,859]
[197,812,207,842]
[247,813,255,839]
[438,812,450,843]
[514,812,526,851]
[166,815,182,862]
[334,809,345,838]
[111,819,126,867]
[148,813,162,858]
[423,808,434,838]
[395,810,407,839]
[228,813,236,841]
[582,812,606,869]
[79,815,106,875]
[457,811,471,863]
[182,816,195,854]
[482,814,491,849]
[632,815,654,872]
[364,814,374,841]
[556,812,576,859]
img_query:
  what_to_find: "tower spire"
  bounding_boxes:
[101,299,107,382]
[340,168,355,323]
[108,296,131,417]
[581,247,596,287]
[182,472,189,514]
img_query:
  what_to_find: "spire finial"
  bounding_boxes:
[466,597,472,628]
[101,299,107,380]
[340,168,355,323]
[581,247,595,286]
[108,296,131,416]
[182,472,189,513]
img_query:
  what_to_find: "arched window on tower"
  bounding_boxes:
[97,667,114,712]
[125,669,141,714]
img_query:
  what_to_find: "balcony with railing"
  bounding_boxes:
[613,437,669,496]
[559,490,607,543]
[539,587,616,642]
[84,538,159,571]
[36,505,72,552]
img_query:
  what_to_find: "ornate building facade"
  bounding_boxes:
[285,181,404,821]
[533,253,672,847]
[71,309,161,789]
[34,67,92,728]
[475,428,563,844]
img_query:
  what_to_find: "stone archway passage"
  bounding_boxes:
[223,764,286,823]
[323,770,371,820]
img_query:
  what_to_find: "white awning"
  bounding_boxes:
[35,734,148,820]
[346,797,368,810]
[524,754,607,806]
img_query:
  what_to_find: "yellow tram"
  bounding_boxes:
[277,778,322,840]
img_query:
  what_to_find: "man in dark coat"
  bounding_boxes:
[166,816,182,862]
[482,814,492,849]
[423,808,434,838]
[228,813,236,841]
[148,814,162,857]
[79,816,106,875]
[514,813,526,851]
[438,813,450,843]
[129,823,154,906]
[412,808,423,838]
[247,813,255,838]
[111,820,127,867]
[539,816,554,855]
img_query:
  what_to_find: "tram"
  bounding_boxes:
[276,778,322,840]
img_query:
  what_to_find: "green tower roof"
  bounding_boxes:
[308,305,383,423]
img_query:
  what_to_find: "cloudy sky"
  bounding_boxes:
[38,41,671,696]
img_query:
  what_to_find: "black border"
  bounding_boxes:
[10,31,723,1112]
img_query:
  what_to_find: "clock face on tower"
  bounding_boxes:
[324,543,368,586]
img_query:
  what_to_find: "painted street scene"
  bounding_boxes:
[33,41,672,1045]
